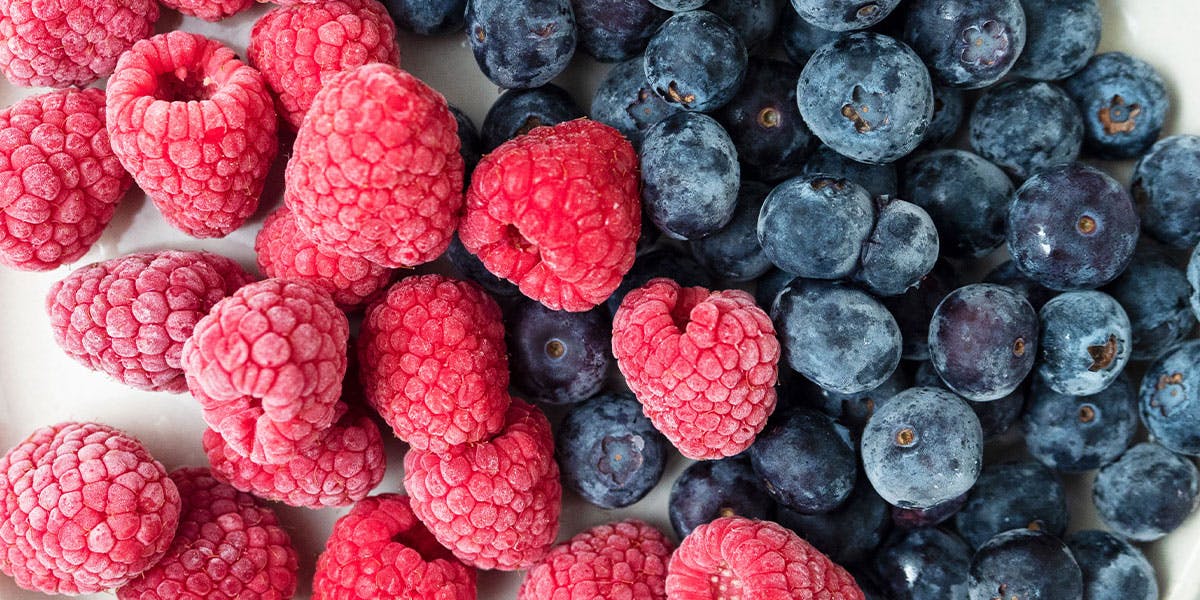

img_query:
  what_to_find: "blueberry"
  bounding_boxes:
[797,32,933,164]
[606,245,713,314]
[901,149,1013,259]
[1139,339,1200,457]
[640,113,740,240]
[968,81,1084,181]
[449,106,482,180]
[705,0,783,48]
[929,284,1038,402]
[1191,244,1200,320]
[968,529,1084,600]
[1066,530,1159,600]
[1007,163,1139,291]
[590,57,681,147]
[571,0,668,62]
[644,11,747,112]
[800,144,898,198]
[556,392,667,508]
[922,83,965,147]
[1093,442,1200,542]
[1103,248,1194,360]
[1037,291,1132,396]
[749,408,857,513]
[891,492,968,529]
[1010,0,1101,81]
[1133,135,1200,249]
[690,181,774,282]
[714,58,815,182]
[480,84,583,151]
[861,386,983,509]
[1024,374,1137,473]
[818,367,910,431]
[647,0,706,10]
[444,233,521,298]
[507,298,611,405]
[1063,52,1170,160]
[383,0,466,35]
[754,268,794,312]
[956,461,1069,550]
[881,261,958,361]
[873,527,972,600]
[903,0,1026,89]
[757,176,874,279]
[668,456,776,539]
[984,260,1056,311]
[912,360,1026,440]
[791,0,901,32]
[777,474,890,564]
[855,197,939,297]
[466,0,577,89]
[779,8,844,65]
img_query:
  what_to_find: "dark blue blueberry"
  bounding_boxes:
[383,0,466,35]
[1191,243,1200,320]
[749,408,857,513]
[1093,442,1200,541]
[797,32,933,164]
[466,0,576,89]
[1103,248,1194,361]
[873,527,971,600]
[641,112,741,240]
[757,176,874,279]
[1037,291,1132,396]
[1139,339,1200,457]
[507,298,610,405]
[648,0,706,9]
[571,0,668,62]
[690,181,774,282]
[705,0,783,48]
[777,474,890,564]
[606,245,713,314]
[779,7,844,65]
[861,386,983,509]
[644,11,747,112]
[590,56,681,147]
[556,392,668,508]
[985,260,1056,311]
[922,83,965,147]
[449,106,482,180]
[929,284,1038,402]
[818,367,910,431]
[903,0,1026,89]
[668,456,776,539]
[791,0,901,31]
[1063,52,1170,160]
[1024,374,1137,472]
[855,197,939,297]
[754,268,795,312]
[855,572,890,600]
[715,58,815,182]
[444,233,521,298]
[968,81,1083,181]
[480,84,583,151]
[968,529,1083,600]
[1010,0,1101,81]
[1066,530,1159,600]
[901,149,1013,259]
[800,144,897,198]
[913,361,1025,440]
[891,492,967,529]
[1133,135,1200,249]
[881,260,958,360]
[1007,163,1140,291]
[954,461,1069,550]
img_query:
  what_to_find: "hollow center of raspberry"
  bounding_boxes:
[506,225,536,254]
[393,525,455,563]
[708,563,745,600]
[155,67,218,102]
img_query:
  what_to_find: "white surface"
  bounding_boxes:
[0,1,1198,598]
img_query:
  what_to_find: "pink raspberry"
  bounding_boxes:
[0,87,131,271]
[358,274,509,453]
[255,206,393,310]
[612,278,780,460]
[249,0,401,130]
[403,399,562,571]
[116,467,298,600]
[312,494,476,600]
[106,31,278,239]
[0,422,181,595]
[158,0,253,21]
[284,62,462,268]
[183,278,348,465]
[46,250,254,393]
[518,520,674,600]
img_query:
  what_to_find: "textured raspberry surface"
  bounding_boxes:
[183,278,348,465]
[159,0,253,21]
[249,0,400,130]
[612,278,780,460]
[0,422,180,595]
[47,250,253,393]
[284,62,462,268]
[358,274,508,453]
[459,119,640,312]
[518,520,673,600]
[106,31,278,239]
[256,206,393,310]
[0,0,158,88]
[666,517,863,600]
[312,493,476,600]
[0,87,131,271]
[116,467,298,600]
[403,399,562,571]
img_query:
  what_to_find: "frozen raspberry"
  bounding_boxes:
[255,207,393,310]
[284,62,462,268]
[46,250,254,393]
[612,278,780,460]
[0,422,180,595]
[312,493,475,600]
[116,467,298,600]
[183,278,348,465]
[518,520,673,600]
[666,517,863,600]
[460,119,640,312]
[249,0,401,130]
[0,87,131,271]
[106,31,278,239]
[158,0,253,21]
[358,274,509,453]
[404,399,562,571]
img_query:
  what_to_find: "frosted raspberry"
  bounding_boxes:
[249,0,401,130]
[284,62,462,268]
[106,31,278,239]
[183,279,348,465]
[666,517,863,600]
[116,467,298,600]
[518,520,673,600]
[0,422,180,595]
[0,87,131,271]
[612,278,780,460]
[403,399,562,571]
[312,494,476,600]
[460,119,640,312]
[158,0,253,21]
[358,274,509,453]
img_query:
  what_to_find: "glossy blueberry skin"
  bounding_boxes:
[778,474,890,564]
[1024,375,1137,473]
[556,392,668,508]
[1191,244,1200,321]
[641,113,740,240]
[690,182,774,282]
[1010,0,1101,81]
[818,368,910,431]
[1104,249,1194,361]
[1063,52,1170,160]
[1139,340,1200,457]
[912,360,1025,440]
[881,260,958,360]
[929,284,1038,402]
[873,528,971,600]
[985,260,1056,311]
[749,409,857,513]
[449,106,482,179]
[1066,530,1159,600]
[466,0,577,89]
[480,84,583,150]
[507,299,611,405]
[715,59,815,182]
[384,0,466,35]
[706,0,783,48]
[668,456,776,539]
[1008,164,1140,292]
[968,529,1084,600]
[605,245,712,314]
[772,279,902,395]
[903,0,1025,89]
[572,0,668,62]
[591,57,680,147]
[890,492,967,529]
[968,81,1084,181]
[797,33,933,165]
[1037,291,1132,396]
[800,145,897,198]
[1093,442,1200,541]
[902,149,1012,259]
[791,0,901,32]
[757,176,874,279]
[861,386,983,509]
[1133,135,1200,249]
[780,8,844,65]
[922,83,965,147]
[445,233,521,298]
[644,11,747,112]
[855,198,938,297]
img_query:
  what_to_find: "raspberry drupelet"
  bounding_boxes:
[518,520,674,600]
[158,0,254,22]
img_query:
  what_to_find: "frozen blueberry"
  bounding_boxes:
[1133,135,1200,249]
[777,474,890,564]
[1024,375,1137,473]
[956,461,1069,550]
[572,0,668,62]
[968,529,1083,600]
[715,58,815,182]
[1093,442,1200,541]
[873,527,971,600]
[668,456,776,539]
[903,0,1026,89]
[968,81,1084,181]
[901,149,1013,259]
[466,0,577,89]
[644,11,748,112]
[384,0,466,35]
[1191,244,1200,321]
[647,0,706,9]
[445,233,521,298]
[779,7,844,65]
[985,260,1056,311]
[754,268,794,312]
[1139,339,1200,457]
[590,56,681,147]
[929,284,1038,402]
[640,113,740,240]
[606,245,713,314]
[556,392,667,508]
[1066,530,1159,600]
[1103,248,1194,361]
[791,0,901,31]
[1010,0,1101,81]
[1063,52,1170,159]
[855,197,939,297]
[922,83,965,147]
[913,361,1025,440]
[881,260,958,360]
[818,368,910,431]
[749,408,857,513]
[757,176,874,279]
[705,0,783,48]
[507,298,611,405]
[690,182,774,282]
[480,85,583,151]
[449,106,482,179]
[891,492,967,529]
[1037,291,1132,396]
[800,145,898,198]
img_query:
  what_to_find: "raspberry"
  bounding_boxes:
[403,399,562,571]
[116,467,298,600]
[0,87,132,271]
[255,206,393,310]
[0,422,180,595]
[611,278,780,460]
[183,279,349,465]
[249,0,401,130]
[312,494,475,600]
[158,0,253,21]
[358,274,509,453]
[284,62,462,268]
[666,517,864,600]
[518,520,673,600]
[46,250,254,393]
[460,119,640,312]
[106,31,278,239]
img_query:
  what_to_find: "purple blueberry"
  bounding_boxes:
[556,392,668,508]
[714,58,815,182]
[507,298,611,405]
[571,0,668,62]
[968,529,1083,600]
[929,284,1038,402]
[748,408,857,513]
[480,84,583,151]
[668,456,776,539]
[881,260,959,360]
